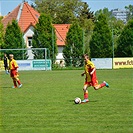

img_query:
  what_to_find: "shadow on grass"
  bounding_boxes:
[2,86,11,89]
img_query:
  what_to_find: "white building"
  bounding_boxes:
[111,8,129,23]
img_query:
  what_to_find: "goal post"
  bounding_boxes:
[0,48,51,71]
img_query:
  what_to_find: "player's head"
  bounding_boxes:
[9,54,14,60]
[83,54,90,61]
[4,53,7,56]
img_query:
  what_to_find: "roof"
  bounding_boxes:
[54,24,70,46]
[18,2,40,32]
[2,2,70,46]
[2,2,40,32]
[2,4,20,29]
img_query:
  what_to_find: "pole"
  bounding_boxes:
[112,26,114,69]
[21,7,24,60]
[52,27,54,64]
[112,28,114,58]
[45,48,47,71]
[22,33,24,60]
[71,46,72,67]
[83,29,85,54]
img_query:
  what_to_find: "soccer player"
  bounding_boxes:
[81,54,109,103]
[9,54,22,88]
[3,53,9,74]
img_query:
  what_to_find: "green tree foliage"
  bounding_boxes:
[81,19,94,56]
[115,19,133,57]
[90,13,112,58]
[33,0,86,24]
[63,22,83,67]
[110,19,124,55]
[125,5,133,21]
[95,8,124,36]
[95,8,124,56]
[95,8,113,21]
[32,13,57,62]
[0,16,4,48]
[77,2,95,55]
[3,20,27,60]
[78,2,94,25]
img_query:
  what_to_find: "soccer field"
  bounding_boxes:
[0,69,132,133]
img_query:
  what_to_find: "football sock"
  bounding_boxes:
[17,80,21,85]
[13,80,17,87]
[100,83,106,88]
[84,90,88,99]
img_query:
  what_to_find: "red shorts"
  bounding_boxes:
[10,70,19,78]
[84,79,98,87]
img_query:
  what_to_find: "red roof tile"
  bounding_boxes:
[18,2,40,32]
[54,24,70,46]
[2,4,20,29]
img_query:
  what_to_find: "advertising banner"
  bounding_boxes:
[113,58,133,69]
[0,59,51,71]
[0,61,4,71]
[17,60,32,70]
[32,60,51,70]
[91,58,112,69]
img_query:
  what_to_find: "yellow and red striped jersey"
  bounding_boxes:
[85,60,95,73]
[9,59,18,70]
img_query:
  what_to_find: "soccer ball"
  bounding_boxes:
[74,97,81,104]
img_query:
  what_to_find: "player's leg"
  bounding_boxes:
[14,72,22,88]
[82,84,89,103]
[4,65,8,74]
[12,77,17,88]
[5,66,9,74]
[12,73,22,88]
[15,77,22,88]
[94,81,109,90]
[84,84,89,99]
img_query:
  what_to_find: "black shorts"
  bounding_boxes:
[4,64,8,68]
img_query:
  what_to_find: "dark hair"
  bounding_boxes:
[84,54,89,58]
[83,54,91,60]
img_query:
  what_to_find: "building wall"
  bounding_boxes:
[23,26,64,61]
[56,46,64,63]
[23,26,34,59]
[23,26,34,47]
[111,8,128,23]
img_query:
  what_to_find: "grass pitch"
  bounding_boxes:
[0,69,132,133]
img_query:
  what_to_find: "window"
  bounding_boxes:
[27,37,32,47]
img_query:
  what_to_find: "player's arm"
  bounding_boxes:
[81,72,85,76]
[14,60,19,70]
[90,67,96,75]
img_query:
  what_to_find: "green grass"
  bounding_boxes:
[0,69,132,133]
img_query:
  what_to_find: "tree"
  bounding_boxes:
[77,2,95,55]
[110,18,125,56]
[33,0,85,24]
[125,5,133,21]
[78,2,94,27]
[32,13,57,62]
[89,13,112,58]
[0,16,4,47]
[63,22,83,67]
[115,19,133,57]
[95,8,113,21]
[95,8,124,57]
[0,16,4,59]
[3,20,27,60]
[78,2,94,21]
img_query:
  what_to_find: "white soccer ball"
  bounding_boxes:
[74,97,81,104]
